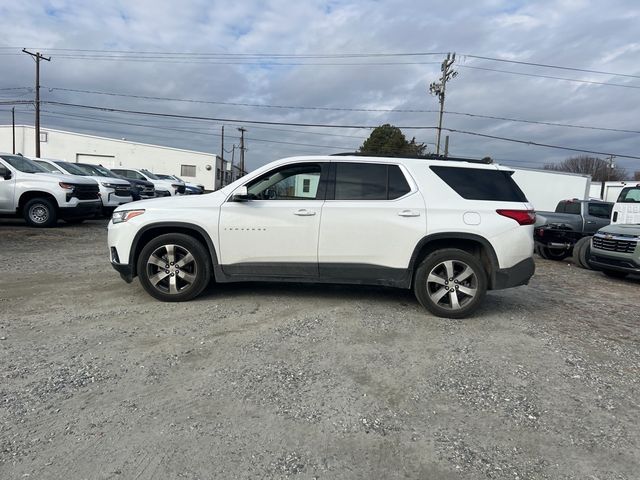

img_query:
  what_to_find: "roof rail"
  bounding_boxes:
[330,152,494,164]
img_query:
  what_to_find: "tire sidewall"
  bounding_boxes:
[137,233,211,302]
[414,248,488,319]
[24,198,57,228]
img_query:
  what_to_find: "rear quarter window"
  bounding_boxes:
[430,166,527,202]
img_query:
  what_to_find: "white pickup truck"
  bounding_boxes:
[0,153,102,227]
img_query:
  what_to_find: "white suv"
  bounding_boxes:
[108,155,536,318]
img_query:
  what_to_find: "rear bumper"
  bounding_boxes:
[59,201,102,218]
[493,257,535,290]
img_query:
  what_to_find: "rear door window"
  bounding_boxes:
[430,166,527,202]
[333,163,411,200]
[588,203,613,218]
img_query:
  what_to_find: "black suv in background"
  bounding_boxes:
[77,164,155,200]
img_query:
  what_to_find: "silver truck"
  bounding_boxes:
[0,153,101,227]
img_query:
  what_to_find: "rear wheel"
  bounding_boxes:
[414,248,488,319]
[137,233,211,302]
[538,245,570,261]
[23,197,57,228]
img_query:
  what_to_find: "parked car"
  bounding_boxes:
[588,224,640,279]
[75,163,155,201]
[534,199,613,265]
[34,158,133,216]
[108,154,536,318]
[0,153,101,227]
[156,174,205,194]
[111,168,184,196]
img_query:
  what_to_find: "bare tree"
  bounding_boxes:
[634,171,640,181]
[543,155,627,182]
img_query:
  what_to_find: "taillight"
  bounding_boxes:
[496,209,536,225]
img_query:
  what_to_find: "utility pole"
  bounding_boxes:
[429,52,457,156]
[220,125,224,160]
[11,107,16,154]
[22,49,51,158]
[237,127,246,176]
[599,155,616,200]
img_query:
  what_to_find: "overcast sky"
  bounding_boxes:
[1,0,639,173]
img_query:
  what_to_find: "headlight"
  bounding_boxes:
[59,182,75,190]
[112,209,145,224]
[101,182,121,188]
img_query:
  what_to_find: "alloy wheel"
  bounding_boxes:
[146,244,197,294]
[426,260,478,311]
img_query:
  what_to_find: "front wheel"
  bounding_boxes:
[414,248,488,319]
[23,197,57,228]
[137,233,211,302]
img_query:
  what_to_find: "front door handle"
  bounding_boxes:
[398,209,420,217]
[586,220,595,224]
[294,208,316,216]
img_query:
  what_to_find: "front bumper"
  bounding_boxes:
[493,257,535,290]
[589,251,640,275]
[103,192,133,207]
[59,200,102,219]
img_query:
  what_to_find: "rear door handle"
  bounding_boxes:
[398,209,420,217]
[294,208,316,216]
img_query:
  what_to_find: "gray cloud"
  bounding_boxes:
[1,0,639,173]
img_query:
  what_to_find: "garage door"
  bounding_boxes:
[76,154,116,168]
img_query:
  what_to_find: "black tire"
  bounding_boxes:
[23,197,57,228]
[539,245,570,261]
[64,218,85,225]
[137,233,211,302]
[602,270,628,279]
[535,244,549,259]
[578,237,593,270]
[572,237,591,269]
[414,248,488,319]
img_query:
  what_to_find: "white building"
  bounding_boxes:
[0,125,244,190]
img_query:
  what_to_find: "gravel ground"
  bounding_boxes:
[0,219,638,479]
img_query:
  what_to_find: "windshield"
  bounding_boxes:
[55,161,87,175]
[1,155,48,173]
[75,163,108,177]
[34,160,64,174]
[140,169,160,180]
[617,187,640,203]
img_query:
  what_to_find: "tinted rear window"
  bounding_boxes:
[588,203,612,218]
[334,163,411,200]
[430,166,527,202]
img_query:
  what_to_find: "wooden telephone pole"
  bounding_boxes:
[429,53,457,156]
[22,49,51,158]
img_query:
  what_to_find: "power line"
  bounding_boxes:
[458,65,640,90]
[5,46,640,77]
[43,86,639,135]
[462,54,640,80]
[36,109,356,150]
[39,100,640,159]
[44,86,440,112]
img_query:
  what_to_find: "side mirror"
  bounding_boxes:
[231,185,249,202]
[0,167,11,180]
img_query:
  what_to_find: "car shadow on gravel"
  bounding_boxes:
[198,281,419,306]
